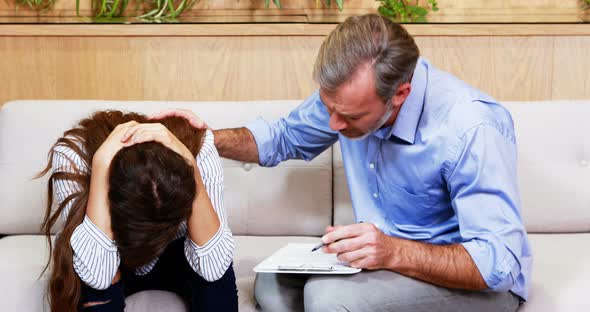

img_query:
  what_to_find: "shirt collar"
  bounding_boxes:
[372,58,428,144]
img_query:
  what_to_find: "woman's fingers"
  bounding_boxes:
[121,122,156,143]
[124,126,166,146]
[123,124,194,164]
[129,130,163,146]
[93,121,139,168]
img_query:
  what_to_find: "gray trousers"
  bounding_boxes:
[254,270,520,312]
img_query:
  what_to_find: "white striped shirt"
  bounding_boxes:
[52,130,234,290]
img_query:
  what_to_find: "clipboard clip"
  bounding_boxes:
[277,264,334,272]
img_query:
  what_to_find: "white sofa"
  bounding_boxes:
[0,99,589,312]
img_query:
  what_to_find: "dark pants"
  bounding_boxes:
[80,238,238,312]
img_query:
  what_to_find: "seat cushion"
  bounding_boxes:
[125,291,187,312]
[519,233,590,312]
[4,234,587,311]
[0,235,50,312]
[233,235,320,311]
[0,234,319,312]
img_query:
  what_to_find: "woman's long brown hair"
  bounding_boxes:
[37,110,205,311]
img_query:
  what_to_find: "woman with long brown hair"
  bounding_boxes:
[38,110,237,311]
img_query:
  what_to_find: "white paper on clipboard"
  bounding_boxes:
[253,243,361,274]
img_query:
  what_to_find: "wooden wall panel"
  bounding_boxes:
[0,38,58,102]
[416,36,555,101]
[489,37,554,101]
[0,31,588,107]
[55,38,146,100]
[0,36,324,105]
[417,36,496,97]
[552,36,590,100]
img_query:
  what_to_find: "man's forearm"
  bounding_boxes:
[390,238,487,290]
[213,127,259,163]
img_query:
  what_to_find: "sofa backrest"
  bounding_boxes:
[504,101,590,233]
[3,100,589,236]
[334,100,590,234]
[0,100,332,237]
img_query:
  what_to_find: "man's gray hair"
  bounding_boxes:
[313,14,420,104]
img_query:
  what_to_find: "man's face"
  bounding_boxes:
[320,64,394,140]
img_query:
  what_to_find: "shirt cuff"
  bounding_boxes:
[186,224,225,257]
[78,215,117,252]
[462,239,518,292]
[245,117,272,166]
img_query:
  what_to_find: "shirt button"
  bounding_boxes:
[373,192,379,198]
[580,160,588,167]
[243,163,253,171]
[369,163,375,169]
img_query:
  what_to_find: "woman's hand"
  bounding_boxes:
[93,121,139,170]
[121,122,196,167]
[87,121,141,240]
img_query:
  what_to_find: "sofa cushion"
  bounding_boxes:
[0,234,319,312]
[0,235,50,312]
[519,233,590,312]
[503,101,590,233]
[125,291,187,312]
[0,100,332,236]
[232,235,320,311]
[333,142,356,227]
[334,101,590,233]
[3,234,589,311]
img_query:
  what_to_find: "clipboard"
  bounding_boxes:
[254,243,361,274]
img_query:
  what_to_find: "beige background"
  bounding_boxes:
[1,23,589,106]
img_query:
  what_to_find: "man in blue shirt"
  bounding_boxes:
[152,14,531,312]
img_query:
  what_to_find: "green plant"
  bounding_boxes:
[138,0,197,20]
[15,0,347,19]
[265,0,343,11]
[15,0,55,12]
[377,0,438,22]
[76,0,197,20]
[81,0,130,18]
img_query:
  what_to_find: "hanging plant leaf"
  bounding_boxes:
[377,0,438,22]
[16,0,55,12]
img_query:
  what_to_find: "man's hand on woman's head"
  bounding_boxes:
[149,108,209,130]
[121,123,196,167]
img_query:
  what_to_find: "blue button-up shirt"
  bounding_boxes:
[246,58,532,300]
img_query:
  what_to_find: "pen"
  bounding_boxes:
[310,241,326,252]
[311,221,364,252]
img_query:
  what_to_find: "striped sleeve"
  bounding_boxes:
[184,130,235,282]
[52,144,120,290]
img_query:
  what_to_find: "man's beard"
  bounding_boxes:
[346,102,395,141]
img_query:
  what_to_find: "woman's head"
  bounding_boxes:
[108,141,195,268]
[39,110,205,311]
[84,111,203,268]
